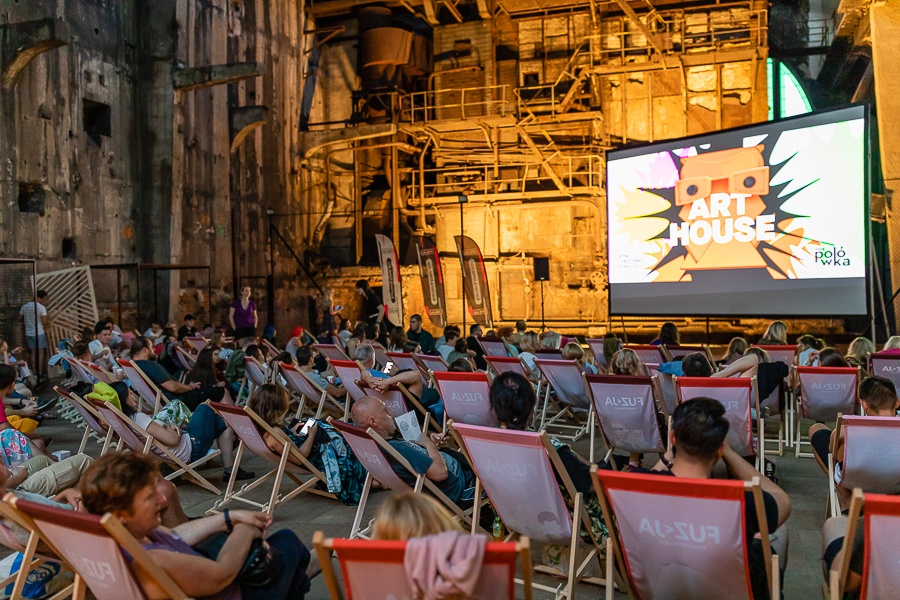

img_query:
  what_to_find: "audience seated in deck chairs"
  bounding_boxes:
[349,396,475,509]
[249,384,366,505]
[295,346,345,401]
[809,375,899,510]
[184,347,225,389]
[131,336,234,411]
[632,397,791,599]
[562,342,598,375]
[418,358,475,425]
[81,452,312,599]
[118,384,254,482]
[372,491,459,540]
[844,337,875,372]
[354,344,424,400]
[225,341,264,398]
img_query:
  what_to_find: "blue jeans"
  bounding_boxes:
[241,529,311,600]
[185,404,228,463]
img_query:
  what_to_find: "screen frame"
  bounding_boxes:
[605,103,871,318]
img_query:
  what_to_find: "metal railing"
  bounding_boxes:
[400,85,515,124]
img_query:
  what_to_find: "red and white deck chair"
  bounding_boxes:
[534,358,592,440]
[85,360,117,386]
[328,359,369,403]
[313,530,533,600]
[116,358,166,414]
[662,344,716,367]
[93,400,222,494]
[433,371,496,430]
[583,374,668,465]
[0,493,74,600]
[485,355,532,378]
[184,335,207,353]
[794,366,860,458]
[586,338,610,373]
[412,352,449,386]
[477,335,510,357]
[355,380,433,434]
[870,351,900,392]
[315,343,350,362]
[644,363,677,415]
[753,344,795,451]
[753,345,796,368]
[623,345,665,367]
[450,423,607,598]
[11,496,190,600]
[675,376,763,470]
[260,338,280,359]
[207,402,334,515]
[173,345,196,376]
[827,415,900,518]
[279,362,347,420]
[386,351,429,389]
[63,356,94,385]
[327,418,471,539]
[592,469,779,600]
[236,355,269,404]
[54,386,116,455]
[826,490,900,600]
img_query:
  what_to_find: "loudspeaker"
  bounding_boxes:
[534,257,550,282]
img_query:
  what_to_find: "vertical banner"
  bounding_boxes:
[375,234,404,326]
[454,235,493,328]
[414,236,447,328]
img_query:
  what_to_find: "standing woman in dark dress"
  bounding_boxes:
[355,279,392,345]
[320,288,341,339]
[229,286,258,344]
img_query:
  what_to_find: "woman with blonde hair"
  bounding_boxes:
[610,348,642,376]
[845,336,875,371]
[372,492,460,540]
[517,331,540,375]
[759,321,789,345]
[562,341,598,374]
[720,337,748,365]
[882,335,900,354]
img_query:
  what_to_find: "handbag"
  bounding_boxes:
[194,531,283,588]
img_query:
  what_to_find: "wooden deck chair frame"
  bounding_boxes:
[84,360,117,386]
[583,373,669,465]
[63,356,94,385]
[278,362,347,420]
[448,423,608,598]
[315,343,351,362]
[433,370,495,431]
[115,358,166,414]
[313,530,533,600]
[54,386,116,455]
[476,335,509,357]
[674,375,764,470]
[327,418,471,539]
[622,345,665,368]
[93,400,222,495]
[184,335,208,353]
[236,354,269,403]
[591,468,778,600]
[207,402,335,515]
[793,366,861,459]
[355,378,434,435]
[0,493,74,600]
[661,344,717,367]
[585,338,610,373]
[411,351,449,386]
[534,358,592,441]
[386,351,429,390]
[10,496,190,600]
[260,338,280,359]
[826,489,900,600]
[173,345,196,376]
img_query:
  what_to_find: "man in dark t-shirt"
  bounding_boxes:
[350,396,471,506]
[355,280,394,346]
[631,397,791,599]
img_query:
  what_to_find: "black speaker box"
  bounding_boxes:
[534,257,550,282]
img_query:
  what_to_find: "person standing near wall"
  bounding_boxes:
[18,290,48,378]
[229,286,258,345]
[355,279,391,345]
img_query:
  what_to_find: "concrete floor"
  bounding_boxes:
[22,399,828,599]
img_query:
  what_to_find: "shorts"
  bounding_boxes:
[25,334,48,350]
[234,326,256,340]
[180,386,227,411]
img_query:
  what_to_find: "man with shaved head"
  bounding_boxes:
[351,396,472,506]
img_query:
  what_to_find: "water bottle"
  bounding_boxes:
[492,515,504,542]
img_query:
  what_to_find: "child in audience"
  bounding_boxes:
[372,492,459,540]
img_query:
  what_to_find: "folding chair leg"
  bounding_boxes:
[566,492,583,599]
[77,425,90,455]
[588,409,595,464]
[266,441,292,514]
[771,554,780,600]
[72,575,87,600]
[470,477,482,535]
[539,386,552,431]
[605,537,614,600]
[223,441,244,500]
[12,533,40,600]
[350,474,373,539]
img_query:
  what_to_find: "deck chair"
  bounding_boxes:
[534,358,591,440]
[794,366,860,458]
[313,530,533,600]
[583,374,668,465]
[870,351,900,391]
[93,400,222,494]
[592,469,779,600]
[328,359,369,403]
[260,338,280,359]
[754,345,795,451]
[827,415,900,517]
[184,336,207,352]
[644,363,677,414]
[315,343,350,362]
[413,352,450,385]
[279,362,347,420]
[63,356,94,385]
[0,494,73,600]
[477,336,510,357]
[752,345,796,367]
[623,345,665,366]
[370,344,392,370]
[386,351,429,389]
[54,386,116,455]
[236,355,269,403]
[586,338,610,373]
[433,371,496,429]
[485,355,531,378]
[84,361,117,386]
[328,418,471,537]
[675,376,762,470]
[355,380,433,434]
[662,344,716,366]
[207,402,334,515]
[116,358,166,414]
[826,490,900,600]
[450,423,607,598]
[11,496,190,600]
[173,345,196,374]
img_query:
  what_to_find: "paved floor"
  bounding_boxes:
[19,398,828,599]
